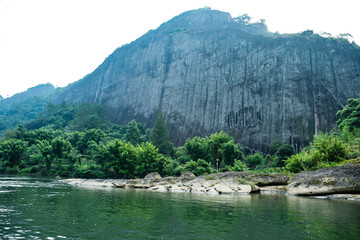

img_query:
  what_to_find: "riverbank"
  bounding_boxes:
[60,165,360,201]
[60,171,288,194]
[61,172,289,194]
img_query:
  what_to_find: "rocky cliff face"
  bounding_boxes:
[53,9,360,152]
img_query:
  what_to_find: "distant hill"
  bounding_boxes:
[0,83,55,107]
[0,83,56,136]
[51,9,360,152]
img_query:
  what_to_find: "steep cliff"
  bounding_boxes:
[53,9,360,152]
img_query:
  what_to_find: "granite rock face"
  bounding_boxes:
[53,9,360,152]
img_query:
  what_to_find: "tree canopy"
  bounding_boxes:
[150,109,173,156]
[336,94,360,130]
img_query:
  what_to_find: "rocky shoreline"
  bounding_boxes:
[60,165,360,201]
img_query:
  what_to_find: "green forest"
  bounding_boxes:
[0,94,359,178]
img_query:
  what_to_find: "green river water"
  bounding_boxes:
[0,176,359,240]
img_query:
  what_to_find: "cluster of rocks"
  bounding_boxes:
[60,165,360,200]
[61,171,289,195]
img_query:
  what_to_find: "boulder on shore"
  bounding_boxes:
[287,165,360,195]
[243,173,290,186]
[144,172,162,180]
[180,171,196,181]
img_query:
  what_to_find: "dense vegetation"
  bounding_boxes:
[285,95,360,172]
[0,102,248,178]
[0,96,49,137]
[0,94,359,178]
[0,83,55,137]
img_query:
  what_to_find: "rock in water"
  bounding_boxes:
[287,165,360,195]
[52,9,360,152]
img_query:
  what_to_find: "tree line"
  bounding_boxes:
[0,103,246,178]
[0,94,359,178]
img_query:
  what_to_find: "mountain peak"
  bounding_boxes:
[52,9,360,152]
[0,83,55,107]
[159,8,232,31]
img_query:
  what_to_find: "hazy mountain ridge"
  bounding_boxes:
[0,83,55,107]
[51,9,360,152]
[0,83,56,136]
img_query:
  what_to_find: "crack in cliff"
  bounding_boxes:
[159,37,174,109]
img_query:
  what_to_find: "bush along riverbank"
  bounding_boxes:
[60,162,360,201]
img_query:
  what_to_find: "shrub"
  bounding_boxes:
[336,94,360,131]
[220,141,244,166]
[183,159,212,176]
[183,136,210,162]
[285,133,346,172]
[163,158,183,177]
[312,133,346,163]
[274,144,296,167]
[244,153,263,169]
[227,159,248,172]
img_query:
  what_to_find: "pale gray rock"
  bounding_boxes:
[113,183,126,188]
[134,183,152,189]
[214,183,235,194]
[190,186,208,194]
[230,183,253,193]
[247,173,290,186]
[322,194,360,201]
[207,188,220,194]
[202,180,218,188]
[259,185,286,194]
[59,168,360,200]
[170,184,190,192]
[148,185,168,192]
[144,172,162,180]
[125,179,142,188]
[180,171,196,181]
[287,165,360,195]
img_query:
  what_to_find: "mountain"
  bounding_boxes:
[0,83,55,107]
[0,83,55,136]
[52,9,360,152]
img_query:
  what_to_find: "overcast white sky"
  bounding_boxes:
[0,0,359,98]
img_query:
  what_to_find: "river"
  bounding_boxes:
[0,176,359,239]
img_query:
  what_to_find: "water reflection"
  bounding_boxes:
[0,176,359,240]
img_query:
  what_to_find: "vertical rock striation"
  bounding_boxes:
[52,9,360,152]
